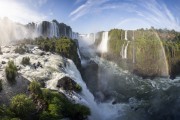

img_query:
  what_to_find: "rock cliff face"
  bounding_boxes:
[27,20,77,39]
[94,29,180,79]
[0,18,79,45]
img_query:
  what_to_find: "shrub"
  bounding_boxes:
[29,81,42,98]
[41,89,90,120]
[14,46,26,54]
[21,57,30,65]
[5,61,17,83]
[75,84,82,92]
[64,103,91,120]
[10,94,35,118]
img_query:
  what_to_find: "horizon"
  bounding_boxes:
[0,0,180,33]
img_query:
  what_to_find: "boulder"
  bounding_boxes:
[57,76,82,92]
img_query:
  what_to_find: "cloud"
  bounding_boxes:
[69,0,110,21]
[70,0,180,31]
[0,0,47,24]
[135,0,180,31]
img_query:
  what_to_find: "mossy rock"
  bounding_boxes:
[57,76,82,92]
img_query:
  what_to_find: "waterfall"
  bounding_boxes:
[64,59,125,120]
[125,30,128,40]
[124,41,129,59]
[121,42,129,59]
[132,31,135,63]
[77,48,81,60]
[121,30,129,59]
[36,22,43,36]
[97,31,109,53]
[120,43,125,58]
[94,33,96,43]
[49,22,59,38]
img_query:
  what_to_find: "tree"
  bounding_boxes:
[5,61,17,83]
[10,94,35,118]
[29,81,42,98]
[21,57,30,65]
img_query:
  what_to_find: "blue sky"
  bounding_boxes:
[0,0,180,33]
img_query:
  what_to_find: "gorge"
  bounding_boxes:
[1,19,180,120]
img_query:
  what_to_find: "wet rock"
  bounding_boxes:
[40,52,45,56]
[2,61,6,64]
[57,76,76,90]
[57,76,81,92]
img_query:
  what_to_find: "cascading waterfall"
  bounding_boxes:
[125,30,128,40]
[97,32,109,53]
[94,33,96,43]
[124,41,129,59]
[120,43,125,58]
[121,30,129,59]
[64,59,126,120]
[36,22,43,36]
[77,48,81,60]
[49,22,59,38]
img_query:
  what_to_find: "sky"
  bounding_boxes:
[0,0,180,33]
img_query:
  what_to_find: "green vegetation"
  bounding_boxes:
[21,57,30,65]
[40,89,90,120]
[5,61,18,83]
[105,28,180,78]
[75,84,82,92]
[29,81,42,98]
[14,46,26,54]
[10,94,35,119]
[57,76,82,92]
[33,37,81,70]
[108,29,125,57]
[0,94,35,120]
[0,81,90,120]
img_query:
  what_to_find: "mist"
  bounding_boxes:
[0,18,37,45]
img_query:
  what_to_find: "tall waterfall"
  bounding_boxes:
[35,21,60,38]
[124,41,129,59]
[94,33,96,43]
[121,30,129,59]
[36,22,42,36]
[49,22,59,38]
[121,42,129,59]
[97,32,109,53]
[125,30,128,40]
[64,59,125,120]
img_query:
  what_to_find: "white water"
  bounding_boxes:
[120,43,125,58]
[121,30,130,59]
[35,21,60,38]
[49,22,59,38]
[0,19,35,45]
[121,41,129,59]
[77,48,81,60]
[78,33,96,47]
[124,41,129,59]
[64,59,127,120]
[125,30,128,40]
[0,45,125,120]
[97,32,109,53]
[94,33,96,43]
[36,22,43,37]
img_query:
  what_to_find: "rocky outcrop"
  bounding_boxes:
[57,76,82,92]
